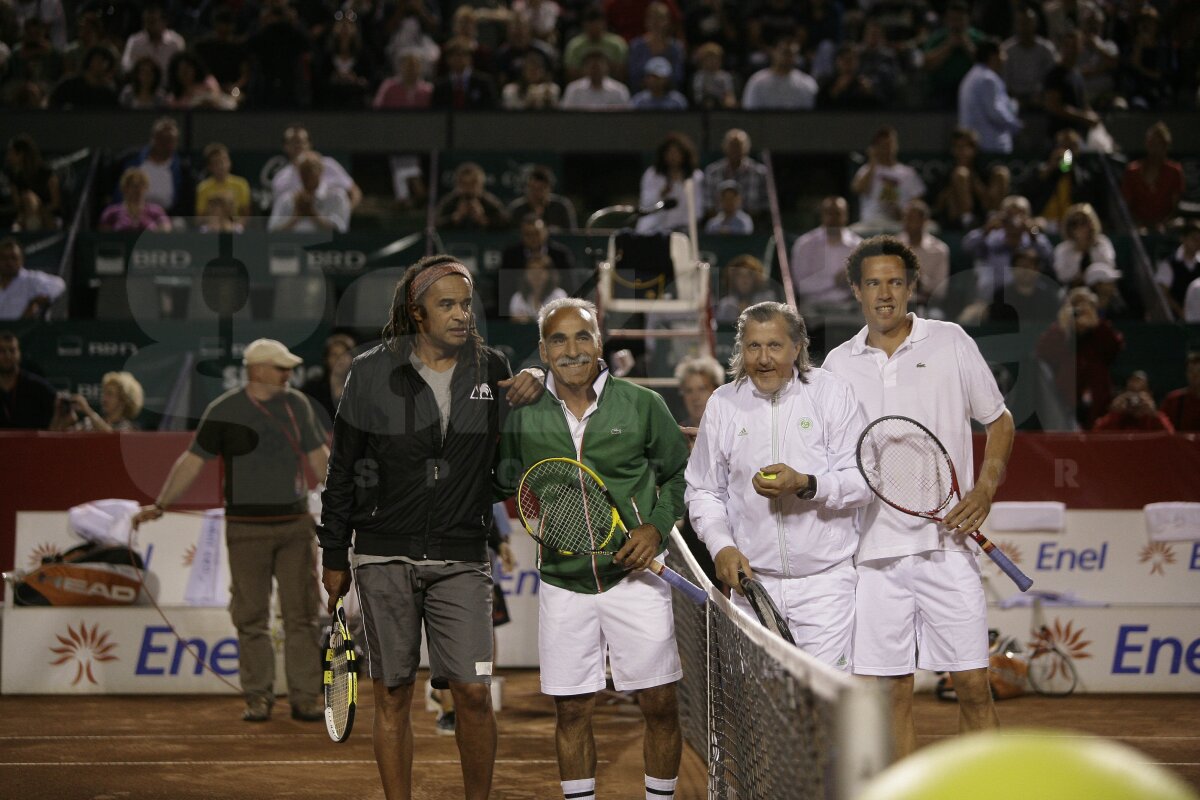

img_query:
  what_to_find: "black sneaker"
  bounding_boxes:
[242,698,272,722]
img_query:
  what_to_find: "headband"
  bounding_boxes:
[409,262,473,304]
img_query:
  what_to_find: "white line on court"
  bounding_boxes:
[0,733,554,741]
[917,734,1200,741]
[0,759,577,767]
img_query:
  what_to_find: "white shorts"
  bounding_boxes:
[538,571,683,696]
[733,559,856,672]
[853,550,989,675]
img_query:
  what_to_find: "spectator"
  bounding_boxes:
[819,42,883,109]
[630,55,688,109]
[246,2,311,109]
[958,37,1022,154]
[193,8,250,98]
[313,10,374,109]
[382,0,441,83]
[674,354,724,430]
[268,153,351,233]
[49,45,119,109]
[501,214,575,273]
[198,193,243,234]
[431,37,497,110]
[715,254,776,325]
[704,181,753,235]
[4,134,62,231]
[849,126,925,232]
[857,17,901,101]
[118,56,167,110]
[1035,286,1124,429]
[922,1,984,109]
[1092,390,1174,433]
[508,254,567,322]
[1122,7,1170,111]
[61,11,119,78]
[691,42,736,110]
[0,330,55,429]
[704,129,767,220]
[494,14,559,88]
[271,125,362,211]
[563,6,628,82]
[684,0,739,58]
[744,0,803,71]
[1043,28,1102,144]
[1023,128,1104,235]
[436,162,510,231]
[983,247,1063,327]
[1052,203,1115,285]
[117,117,193,218]
[196,143,251,221]
[1160,352,1200,432]
[741,35,818,110]
[932,127,988,231]
[11,0,66,50]
[789,196,862,308]
[1001,6,1058,108]
[962,195,1053,304]
[635,132,704,235]
[444,5,496,78]
[898,199,950,314]
[50,371,144,432]
[501,50,561,110]
[99,168,172,233]
[301,332,357,435]
[561,47,631,109]
[1078,4,1119,110]
[604,0,684,42]
[0,237,65,320]
[513,0,561,45]
[627,1,684,92]
[1120,121,1184,234]
[1083,262,1132,321]
[166,51,236,110]
[373,51,433,109]
[1155,221,1200,321]
[6,16,64,98]
[120,2,185,81]
[507,167,577,232]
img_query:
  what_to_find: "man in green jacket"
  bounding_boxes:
[496,297,689,800]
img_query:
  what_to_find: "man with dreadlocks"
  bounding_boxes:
[318,254,544,800]
[684,301,872,671]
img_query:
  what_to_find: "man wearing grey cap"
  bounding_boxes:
[132,337,329,723]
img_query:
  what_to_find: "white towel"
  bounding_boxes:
[1144,502,1200,542]
[987,501,1067,532]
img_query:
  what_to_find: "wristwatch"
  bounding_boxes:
[796,475,817,501]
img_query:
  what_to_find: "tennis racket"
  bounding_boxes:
[738,569,795,645]
[855,415,1034,592]
[516,457,708,605]
[323,597,358,743]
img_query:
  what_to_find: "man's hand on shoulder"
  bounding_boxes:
[500,367,546,407]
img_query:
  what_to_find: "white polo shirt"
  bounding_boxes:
[0,268,67,320]
[822,314,1006,562]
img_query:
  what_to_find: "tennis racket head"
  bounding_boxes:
[323,597,357,743]
[516,457,620,555]
[855,415,959,520]
[738,570,795,645]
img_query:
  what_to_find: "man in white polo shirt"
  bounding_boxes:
[822,236,1015,760]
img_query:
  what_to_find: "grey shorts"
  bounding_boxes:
[354,560,494,688]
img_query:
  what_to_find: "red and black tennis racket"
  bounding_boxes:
[855,415,1033,592]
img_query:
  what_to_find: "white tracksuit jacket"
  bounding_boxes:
[685,367,873,578]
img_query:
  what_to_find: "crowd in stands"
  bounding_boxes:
[1,0,1198,115]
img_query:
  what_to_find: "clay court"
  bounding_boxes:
[1,670,1196,800]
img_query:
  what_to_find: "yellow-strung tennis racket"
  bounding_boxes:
[323,597,357,742]
[516,457,707,605]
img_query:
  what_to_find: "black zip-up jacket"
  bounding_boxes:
[318,341,512,570]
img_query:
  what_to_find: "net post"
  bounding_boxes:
[835,678,891,800]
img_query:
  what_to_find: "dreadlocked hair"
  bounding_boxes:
[382,254,487,382]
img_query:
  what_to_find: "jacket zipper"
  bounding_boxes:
[772,393,790,577]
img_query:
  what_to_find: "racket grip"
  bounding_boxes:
[974,534,1033,592]
[650,560,708,605]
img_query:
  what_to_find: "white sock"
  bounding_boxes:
[645,775,677,798]
[562,778,595,800]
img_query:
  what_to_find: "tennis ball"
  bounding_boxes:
[759,471,777,480]
[859,729,1198,800]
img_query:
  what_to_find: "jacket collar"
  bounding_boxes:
[849,313,927,356]
[545,359,610,406]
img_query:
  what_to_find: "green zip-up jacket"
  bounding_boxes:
[495,370,689,594]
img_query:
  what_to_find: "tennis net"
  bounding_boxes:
[668,530,890,800]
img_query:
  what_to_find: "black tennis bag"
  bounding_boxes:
[13,541,145,606]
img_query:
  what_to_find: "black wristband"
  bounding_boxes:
[796,475,817,500]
